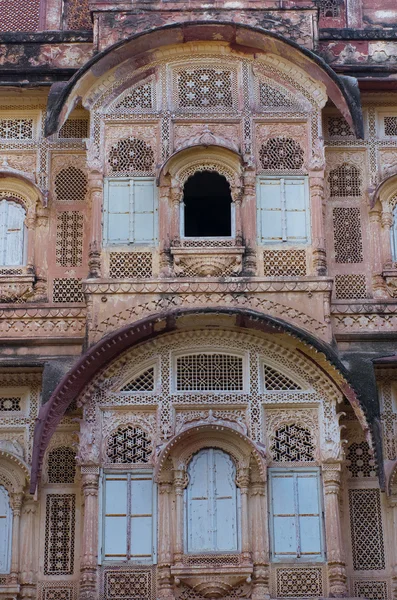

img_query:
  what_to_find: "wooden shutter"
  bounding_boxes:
[105,180,131,244]
[132,179,157,244]
[271,472,297,559]
[0,485,11,573]
[0,200,25,266]
[103,475,128,560]
[285,179,308,242]
[257,179,283,243]
[187,449,238,553]
[296,471,322,558]
[130,475,153,558]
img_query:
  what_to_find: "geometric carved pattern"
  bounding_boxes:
[264,365,302,391]
[334,274,367,299]
[332,207,363,263]
[263,250,307,276]
[54,167,88,202]
[39,583,77,600]
[53,278,84,303]
[108,138,155,175]
[44,494,76,575]
[121,368,155,392]
[259,83,298,109]
[346,441,377,478]
[259,138,304,171]
[176,354,244,391]
[271,424,315,462]
[103,568,155,600]
[107,426,153,464]
[0,0,40,32]
[276,567,323,597]
[64,0,92,30]
[47,447,76,484]
[327,116,354,139]
[329,164,362,197]
[319,0,340,17]
[0,397,21,411]
[56,212,84,267]
[58,119,89,139]
[353,581,388,600]
[109,252,153,279]
[0,119,33,139]
[176,69,234,110]
[349,489,385,571]
[114,83,153,111]
[384,116,397,137]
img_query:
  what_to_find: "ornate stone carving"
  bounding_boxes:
[171,248,244,278]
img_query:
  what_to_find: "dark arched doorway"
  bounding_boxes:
[182,171,232,237]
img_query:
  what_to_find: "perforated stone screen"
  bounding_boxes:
[0,118,34,139]
[0,397,21,411]
[333,207,363,263]
[44,494,76,575]
[53,279,84,303]
[56,212,84,267]
[259,84,297,109]
[176,68,235,110]
[176,354,243,392]
[349,489,385,571]
[346,441,377,478]
[0,0,40,31]
[108,138,155,175]
[271,424,315,462]
[264,365,302,391]
[353,581,388,600]
[64,0,92,29]
[48,447,76,484]
[114,83,154,111]
[59,119,89,139]
[54,167,87,202]
[107,426,153,464]
[329,164,362,197]
[384,116,397,136]
[109,252,153,279]
[327,116,354,138]
[334,274,367,299]
[276,567,323,597]
[121,368,154,392]
[319,0,341,17]
[101,567,156,600]
[263,250,307,276]
[259,138,304,171]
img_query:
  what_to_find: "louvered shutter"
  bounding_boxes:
[271,472,297,559]
[187,450,212,552]
[0,485,11,573]
[285,179,308,242]
[105,180,131,244]
[5,202,25,265]
[257,179,283,243]
[132,179,156,244]
[296,471,322,558]
[103,475,128,560]
[213,449,238,551]
[130,475,153,558]
[0,201,7,265]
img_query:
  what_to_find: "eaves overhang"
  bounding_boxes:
[44,21,364,138]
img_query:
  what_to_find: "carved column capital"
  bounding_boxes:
[10,491,23,515]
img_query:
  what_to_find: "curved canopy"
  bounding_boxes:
[31,306,377,493]
[45,21,364,139]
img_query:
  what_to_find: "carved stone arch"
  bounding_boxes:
[252,66,314,113]
[0,450,29,494]
[156,424,266,484]
[0,176,43,223]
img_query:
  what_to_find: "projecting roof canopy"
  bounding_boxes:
[45,22,364,138]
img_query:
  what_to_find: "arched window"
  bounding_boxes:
[0,199,26,266]
[391,203,397,262]
[186,448,239,553]
[0,485,12,574]
[182,171,233,238]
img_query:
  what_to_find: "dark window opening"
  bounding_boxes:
[183,171,232,237]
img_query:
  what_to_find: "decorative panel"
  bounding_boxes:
[0,0,40,32]
[174,67,236,111]
[44,494,76,575]
[38,583,77,600]
[64,0,92,30]
[56,212,84,267]
[259,83,300,110]
[176,354,243,392]
[328,164,362,198]
[349,489,385,571]
[0,397,21,411]
[332,207,363,263]
[327,116,354,139]
[59,119,89,139]
[263,250,307,276]
[53,278,84,303]
[108,138,155,176]
[334,274,367,299]
[109,252,153,279]
[100,566,156,600]
[0,119,33,139]
[121,368,155,392]
[346,441,377,478]
[271,424,315,462]
[275,567,323,597]
[106,426,153,464]
[47,447,76,484]
[112,82,154,112]
[54,167,87,202]
[353,581,388,600]
[319,0,341,17]
[259,138,304,171]
[384,116,397,137]
[264,365,302,391]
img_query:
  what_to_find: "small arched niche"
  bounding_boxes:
[182,171,233,238]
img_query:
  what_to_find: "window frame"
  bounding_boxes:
[268,467,325,564]
[0,199,27,267]
[101,469,157,565]
[180,197,236,241]
[256,175,310,245]
[103,177,158,247]
[0,485,12,574]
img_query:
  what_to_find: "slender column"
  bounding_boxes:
[20,497,37,600]
[242,169,257,275]
[9,492,23,584]
[80,467,100,600]
[170,181,181,246]
[173,469,186,566]
[250,479,270,600]
[389,496,397,599]
[87,169,103,278]
[322,465,348,597]
[381,209,394,268]
[309,175,327,276]
[369,208,388,298]
[157,481,174,599]
[237,468,251,566]
[159,184,173,277]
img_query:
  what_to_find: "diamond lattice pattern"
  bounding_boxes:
[176,354,243,391]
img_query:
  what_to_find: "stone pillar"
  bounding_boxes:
[250,478,270,600]
[242,168,257,275]
[369,208,389,297]
[20,497,37,600]
[173,469,186,567]
[389,496,397,600]
[381,209,394,268]
[159,184,173,277]
[9,492,23,584]
[157,481,174,599]
[80,467,100,600]
[237,468,251,566]
[170,181,182,247]
[322,465,348,597]
[87,169,103,278]
[309,175,327,276]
